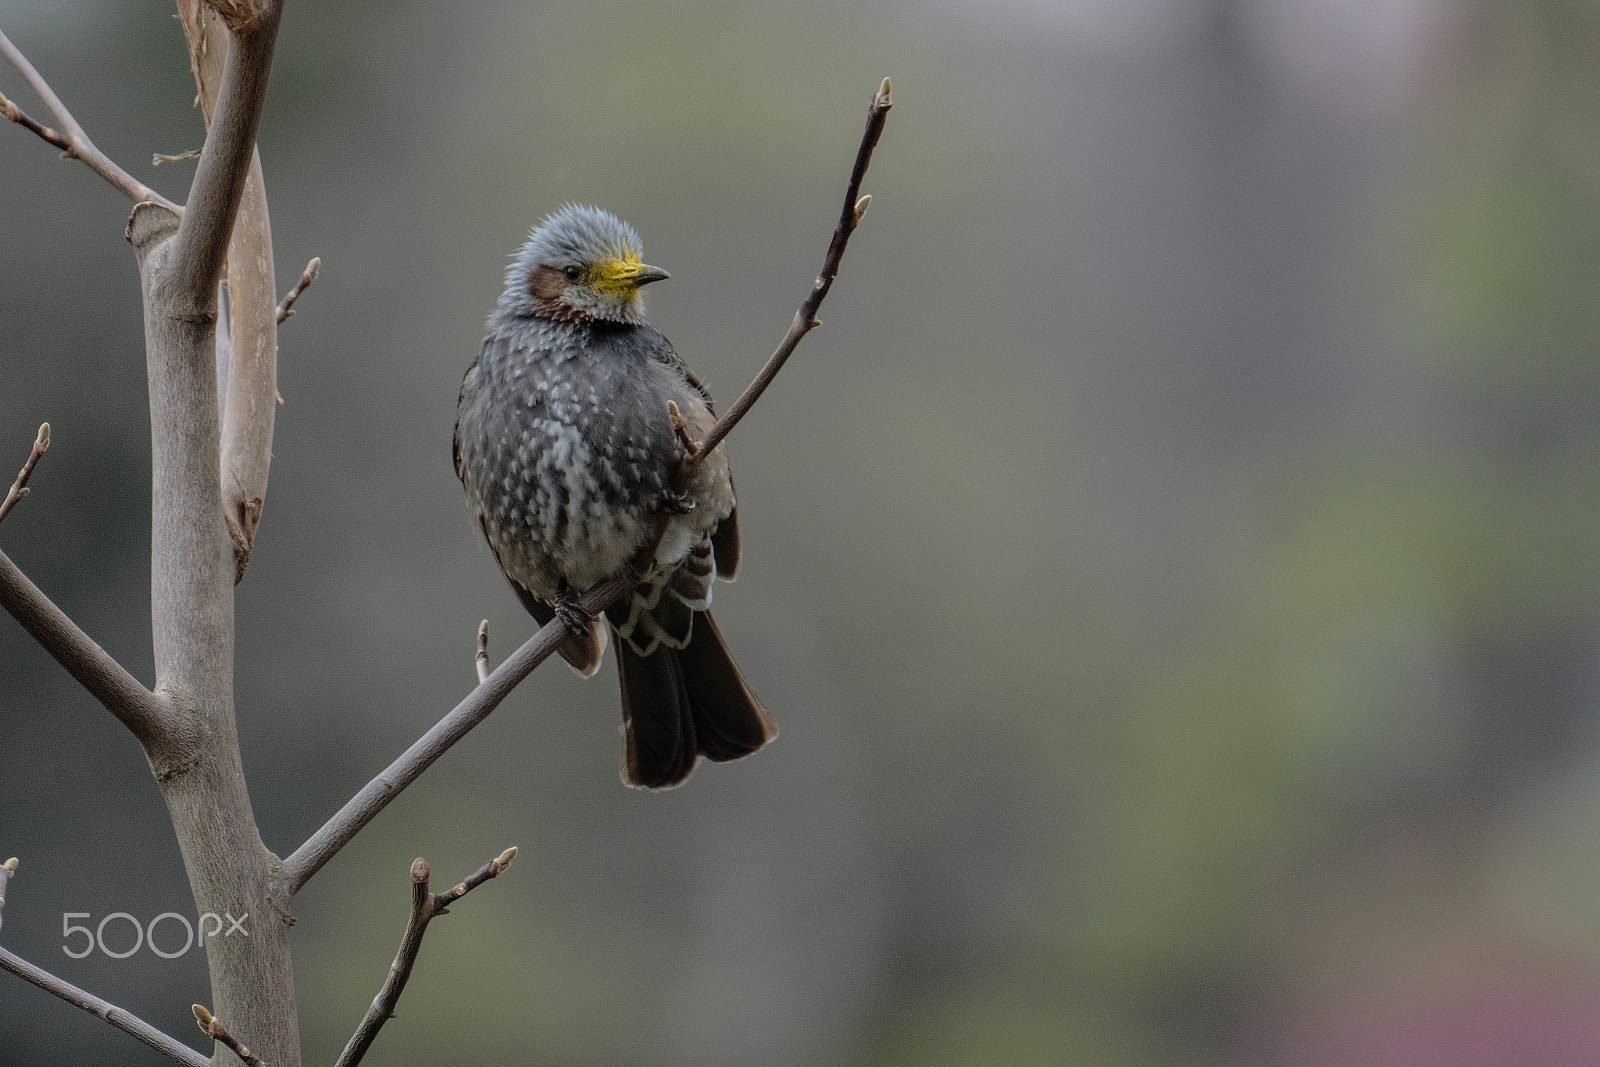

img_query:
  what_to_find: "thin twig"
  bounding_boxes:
[335,848,517,1067]
[0,88,68,149]
[0,422,49,527]
[0,29,180,210]
[434,846,517,910]
[282,566,640,894]
[0,857,15,933]
[686,77,891,467]
[193,1004,268,1067]
[153,148,202,165]
[475,619,491,684]
[275,256,320,323]
[666,401,699,457]
[0,861,207,1067]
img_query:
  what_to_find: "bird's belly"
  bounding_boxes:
[466,422,657,599]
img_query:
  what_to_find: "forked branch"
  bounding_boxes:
[334,849,518,1067]
[282,569,638,893]
[0,29,179,211]
[284,79,895,895]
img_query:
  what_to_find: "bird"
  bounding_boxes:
[453,204,776,789]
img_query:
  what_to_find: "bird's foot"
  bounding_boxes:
[551,590,594,636]
[660,488,696,515]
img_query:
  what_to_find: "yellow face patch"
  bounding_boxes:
[588,252,645,295]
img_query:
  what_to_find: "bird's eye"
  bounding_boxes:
[562,265,582,281]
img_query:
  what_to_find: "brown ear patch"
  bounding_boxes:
[529,264,588,321]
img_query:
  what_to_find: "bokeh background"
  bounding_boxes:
[3,0,1599,1063]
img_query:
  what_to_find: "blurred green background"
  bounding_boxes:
[4,0,1600,1063]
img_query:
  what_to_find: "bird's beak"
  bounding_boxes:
[632,264,670,286]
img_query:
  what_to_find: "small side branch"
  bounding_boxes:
[275,256,320,323]
[335,849,517,1067]
[283,568,638,893]
[666,401,699,458]
[0,30,180,211]
[686,77,892,467]
[0,89,68,149]
[474,619,491,684]
[0,857,15,932]
[193,1004,267,1067]
[0,545,171,748]
[0,422,49,527]
[0,864,208,1067]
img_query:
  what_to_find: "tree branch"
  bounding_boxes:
[178,0,282,586]
[275,256,319,323]
[335,849,516,1067]
[686,77,891,466]
[474,619,490,684]
[0,422,49,528]
[167,0,282,311]
[0,857,15,933]
[0,29,180,211]
[128,3,299,1061]
[0,545,173,750]
[0,862,208,1067]
[282,569,637,894]
[193,1003,268,1067]
[0,950,210,1067]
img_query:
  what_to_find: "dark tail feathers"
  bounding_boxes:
[614,610,776,789]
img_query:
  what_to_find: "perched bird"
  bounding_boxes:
[454,205,776,789]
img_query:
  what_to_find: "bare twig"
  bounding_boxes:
[474,619,490,684]
[434,846,517,910]
[335,849,516,1067]
[666,400,699,458]
[0,422,49,527]
[0,88,68,149]
[686,77,891,467]
[0,950,210,1067]
[193,1004,268,1067]
[0,864,208,1067]
[153,148,202,165]
[283,567,639,894]
[275,256,320,323]
[0,857,15,932]
[0,30,180,211]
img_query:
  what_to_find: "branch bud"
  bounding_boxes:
[853,195,871,225]
[2,857,16,875]
[495,846,518,870]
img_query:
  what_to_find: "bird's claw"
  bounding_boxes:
[552,591,593,636]
[661,489,696,515]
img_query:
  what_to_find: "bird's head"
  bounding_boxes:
[500,204,669,325]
